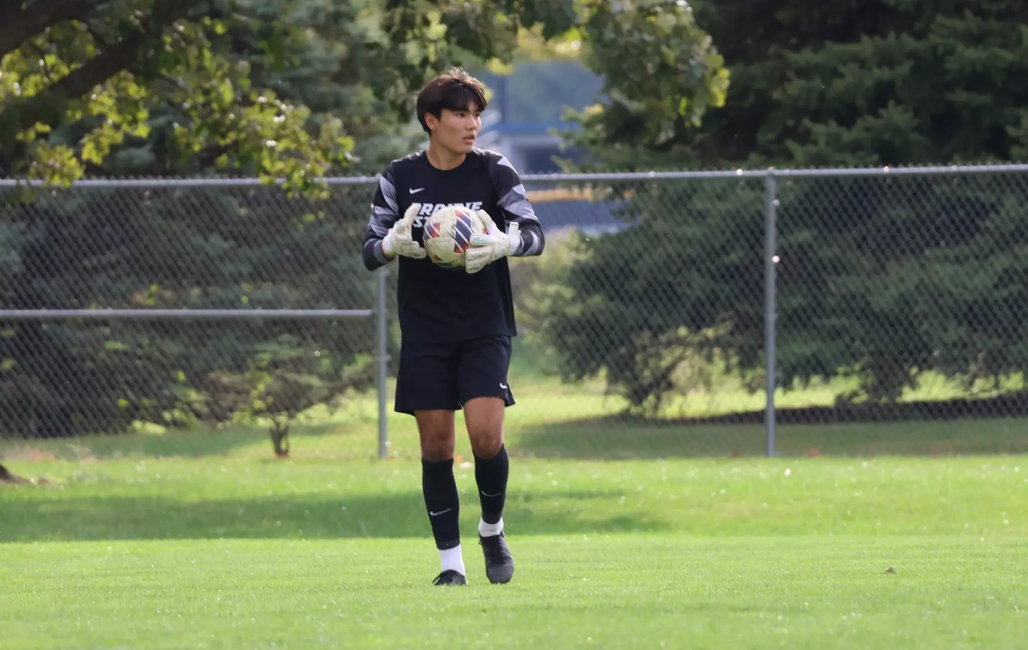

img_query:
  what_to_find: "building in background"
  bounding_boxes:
[475,121,578,175]
[474,60,603,174]
[473,61,629,235]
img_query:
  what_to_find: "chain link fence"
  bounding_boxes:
[3,166,1028,463]
[0,179,390,464]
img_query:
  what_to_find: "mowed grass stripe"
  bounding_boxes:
[2,536,1026,649]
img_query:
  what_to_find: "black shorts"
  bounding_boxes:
[394,335,515,415]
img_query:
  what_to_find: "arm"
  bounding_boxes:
[493,155,545,257]
[362,166,400,271]
[466,155,545,274]
[362,165,425,270]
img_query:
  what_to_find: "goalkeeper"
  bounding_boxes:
[361,67,545,587]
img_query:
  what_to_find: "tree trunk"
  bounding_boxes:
[270,422,290,458]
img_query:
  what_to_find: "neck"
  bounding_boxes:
[426,143,466,171]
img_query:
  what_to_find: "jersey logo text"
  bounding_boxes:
[412,202,484,227]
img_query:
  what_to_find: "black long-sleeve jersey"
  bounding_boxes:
[362,149,545,343]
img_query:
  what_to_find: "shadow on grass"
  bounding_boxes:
[509,415,1028,459]
[0,419,377,461]
[1,489,666,543]
[7,410,1028,463]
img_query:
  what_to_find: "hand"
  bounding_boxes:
[466,209,520,274]
[383,203,427,260]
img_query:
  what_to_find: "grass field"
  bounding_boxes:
[3,450,1028,648]
[3,357,1028,648]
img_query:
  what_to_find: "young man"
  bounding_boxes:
[361,68,545,586]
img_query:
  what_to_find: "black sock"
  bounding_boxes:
[474,445,509,526]
[422,458,461,550]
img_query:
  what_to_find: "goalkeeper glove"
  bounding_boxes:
[382,203,427,260]
[466,210,520,274]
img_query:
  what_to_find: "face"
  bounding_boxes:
[426,104,482,154]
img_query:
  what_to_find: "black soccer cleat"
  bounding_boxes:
[479,532,515,584]
[433,569,467,586]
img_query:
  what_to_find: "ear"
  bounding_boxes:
[424,112,439,132]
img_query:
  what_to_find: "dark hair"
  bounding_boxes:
[416,67,488,134]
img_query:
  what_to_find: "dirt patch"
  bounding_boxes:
[3,448,58,463]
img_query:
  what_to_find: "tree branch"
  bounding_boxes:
[0,0,205,170]
[0,0,95,61]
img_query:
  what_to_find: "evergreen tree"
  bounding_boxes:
[544,0,1028,413]
[571,0,1028,169]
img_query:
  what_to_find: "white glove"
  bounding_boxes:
[466,210,520,274]
[382,203,427,260]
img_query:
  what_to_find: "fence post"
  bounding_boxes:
[764,172,779,457]
[376,267,389,459]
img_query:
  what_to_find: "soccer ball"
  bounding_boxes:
[421,205,485,269]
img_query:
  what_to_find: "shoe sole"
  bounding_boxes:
[435,579,468,586]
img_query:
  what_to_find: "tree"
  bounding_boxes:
[0,0,340,195]
[556,0,729,170]
[0,0,579,191]
[0,0,731,454]
[575,0,1028,169]
[702,0,1028,405]
[545,0,1028,413]
[0,0,585,461]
